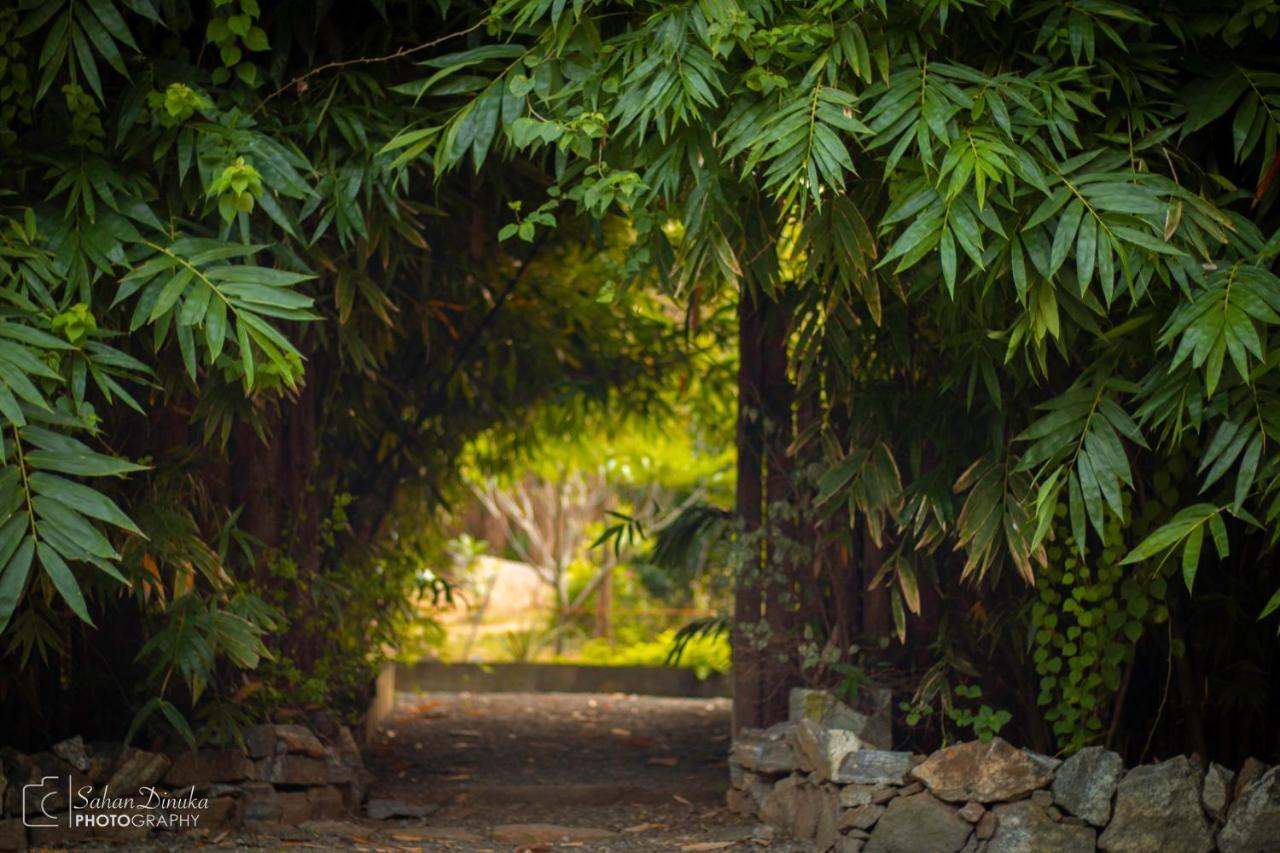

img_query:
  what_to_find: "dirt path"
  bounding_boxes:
[63,691,802,851]
[347,691,799,851]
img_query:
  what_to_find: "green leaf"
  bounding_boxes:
[0,521,34,634]
[37,541,93,625]
[29,472,141,534]
[1181,522,1203,592]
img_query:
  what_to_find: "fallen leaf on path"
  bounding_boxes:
[444,773,471,781]
[673,794,693,806]
[610,727,632,737]
[647,756,678,766]
[622,822,668,833]
[448,729,482,737]
[680,843,736,851]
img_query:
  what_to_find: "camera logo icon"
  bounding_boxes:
[22,775,62,828]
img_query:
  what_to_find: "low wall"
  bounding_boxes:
[0,715,368,851]
[730,698,1279,853]
[393,661,731,699]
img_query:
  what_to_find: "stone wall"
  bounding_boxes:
[729,690,1279,852]
[0,713,369,851]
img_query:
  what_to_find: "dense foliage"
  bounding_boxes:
[0,0,692,747]
[406,0,1280,761]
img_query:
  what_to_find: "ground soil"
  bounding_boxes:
[55,691,805,852]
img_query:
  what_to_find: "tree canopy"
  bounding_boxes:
[400,0,1280,758]
[2,0,1280,764]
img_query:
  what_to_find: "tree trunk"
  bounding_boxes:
[733,288,766,733]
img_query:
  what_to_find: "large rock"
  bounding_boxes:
[987,799,1096,853]
[1219,766,1280,853]
[1202,762,1235,823]
[1097,755,1213,853]
[760,775,803,834]
[911,739,1054,803]
[106,748,171,794]
[790,687,893,750]
[164,749,255,786]
[51,736,91,773]
[791,719,865,782]
[815,785,840,851]
[732,722,798,774]
[835,750,916,786]
[1052,746,1123,826]
[865,792,972,853]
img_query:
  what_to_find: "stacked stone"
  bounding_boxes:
[0,714,368,851]
[728,689,1280,852]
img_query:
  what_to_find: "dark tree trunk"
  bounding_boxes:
[732,288,766,733]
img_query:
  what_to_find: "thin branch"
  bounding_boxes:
[259,19,488,109]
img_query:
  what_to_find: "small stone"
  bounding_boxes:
[52,736,91,773]
[240,782,279,823]
[306,785,346,820]
[837,837,866,853]
[847,828,872,839]
[792,719,865,782]
[1234,758,1270,801]
[1202,762,1235,822]
[834,751,916,786]
[1031,790,1053,808]
[1053,746,1124,827]
[976,811,997,840]
[865,793,972,853]
[1219,766,1280,853]
[277,790,311,825]
[164,749,255,786]
[491,824,614,844]
[0,818,24,852]
[912,739,1055,803]
[733,722,799,775]
[202,796,240,830]
[244,725,276,759]
[254,755,330,786]
[365,798,437,820]
[272,725,327,758]
[106,748,171,793]
[872,786,900,805]
[790,687,894,750]
[841,784,878,807]
[958,802,986,823]
[988,800,1094,853]
[1097,755,1213,853]
[751,823,776,842]
[727,786,755,817]
[899,781,924,797]
[841,804,886,831]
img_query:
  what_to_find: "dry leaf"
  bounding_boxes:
[680,843,736,851]
[444,773,471,781]
[673,794,694,806]
[647,756,678,766]
[622,822,668,833]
